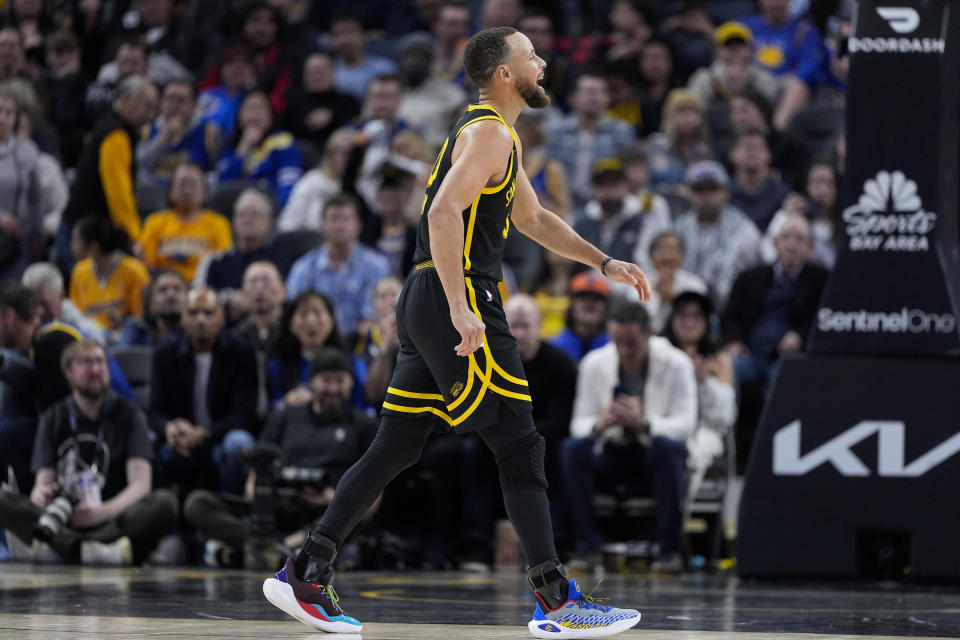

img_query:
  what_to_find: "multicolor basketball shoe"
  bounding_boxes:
[262,558,362,633]
[528,578,641,638]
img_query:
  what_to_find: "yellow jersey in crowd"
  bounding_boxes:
[69,254,151,330]
[140,209,233,282]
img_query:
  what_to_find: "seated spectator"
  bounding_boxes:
[194,188,291,292]
[0,281,40,491]
[64,75,159,264]
[3,0,59,76]
[277,127,354,233]
[137,79,223,190]
[687,22,780,108]
[357,275,402,408]
[0,339,179,565]
[0,27,31,84]
[550,271,611,364]
[742,0,824,81]
[265,290,366,409]
[545,70,636,206]
[22,263,136,402]
[763,161,841,268]
[196,45,254,139]
[286,194,390,337]
[114,0,201,78]
[82,38,151,125]
[39,30,88,168]
[661,291,737,489]
[515,113,570,220]
[352,74,415,210]
[149,287,258,495]
[600,0,653,85]
[217,90,303,206]
[563,302,696,573]
[528,248,575,339]
[0,86,43,278]
[642,231,708,333]
[505,294,576,483]
[395,31,467,149]
[117,270,187,348]
[283,50,360,154]
[329,11,399,102]
[728,90,811,190]
[358,175,418,278]
[95,11,189,88]
[620,149,672,223]
[519,9,572,111]
[729,129,792,231]
[231,260,286,420]
[430,1,470,86]
[573,158,671,275]
[723,213,828,388]
[674,161,762,307]
[68,216,150,333]
[506,113,571,289]
[183,347,377,567]
[23,262,103,342]
[636,38,679,139]
[660,3,715,82]
[644,89,714,189]
[140,163,232,282]
[17,107,68,241]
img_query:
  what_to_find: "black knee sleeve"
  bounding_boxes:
[495,431,548,492]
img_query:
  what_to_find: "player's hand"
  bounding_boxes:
[604,259,652,302]
[451,306,485,357]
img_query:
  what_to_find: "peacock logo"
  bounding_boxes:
[842,170,937,252]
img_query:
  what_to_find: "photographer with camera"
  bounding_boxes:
[0,339,178,564]
[183,347,377,567]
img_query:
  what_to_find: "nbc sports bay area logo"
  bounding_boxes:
[842,170,937,252]
[818,307,957,335]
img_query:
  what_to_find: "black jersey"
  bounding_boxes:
[412,104,519,281]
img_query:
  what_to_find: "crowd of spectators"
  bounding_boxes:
[0,0,847,572]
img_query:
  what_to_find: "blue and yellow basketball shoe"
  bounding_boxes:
[528,578,641,638]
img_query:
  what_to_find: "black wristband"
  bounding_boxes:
[599,256,613,276]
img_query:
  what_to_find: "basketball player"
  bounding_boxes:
[263,27,650,638]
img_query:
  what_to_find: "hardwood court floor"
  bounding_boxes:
[1,563,959,639]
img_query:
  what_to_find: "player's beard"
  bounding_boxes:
[517,76,551,108]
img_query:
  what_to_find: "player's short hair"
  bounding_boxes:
[463,26,517,87]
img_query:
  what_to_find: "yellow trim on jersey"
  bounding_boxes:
[462,195,481,272]
[455,115,503,140]
[415,260,435,270]
[481,145,514,194]
[446,354,476,412]
[386,387,445,402]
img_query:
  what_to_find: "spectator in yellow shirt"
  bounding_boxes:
[139,163,232,282]
[69,216,150,332]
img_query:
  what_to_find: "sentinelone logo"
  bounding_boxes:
[848,6,944,53]
[818,307,956,334]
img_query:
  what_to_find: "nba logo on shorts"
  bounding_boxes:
[485,289,493,302]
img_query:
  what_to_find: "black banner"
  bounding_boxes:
[738,356,960,579]
[807,0,960,356]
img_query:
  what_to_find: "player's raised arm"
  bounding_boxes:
[511,165,652,302]
[427,121,516,355]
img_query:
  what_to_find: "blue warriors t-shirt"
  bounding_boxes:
[742,15,824,84]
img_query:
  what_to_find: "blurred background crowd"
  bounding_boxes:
[0,0,851,574]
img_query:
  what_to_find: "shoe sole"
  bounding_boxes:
[262,577,363,634]
[527,611,641,638]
